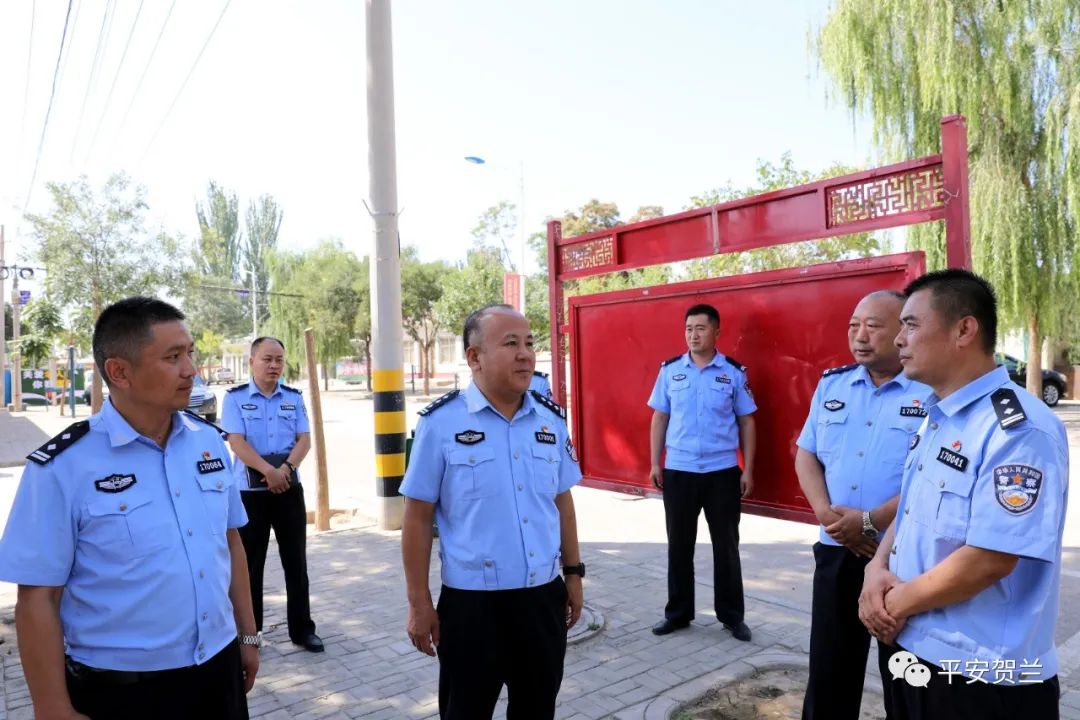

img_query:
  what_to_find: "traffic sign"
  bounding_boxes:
[18,290,30,305]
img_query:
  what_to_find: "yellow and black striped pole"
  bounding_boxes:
[367,0,405,530]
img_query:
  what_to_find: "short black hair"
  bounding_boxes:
[903,269,998,353]
[684,303,720,326]
[251,336,286,355]
[463,304,515,354]
[92,297,186,386]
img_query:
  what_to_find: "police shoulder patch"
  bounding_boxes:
[822,363,859,378]
[418,389,460,416]
[661,355,682,367]
[533,370,549,378]
[725,356,745,372]
[990,388,1027,430]
[27,420,91,465]
[183,410,228,439]
[993,464,1043,515]
[531,390,566,419]
[280,384,303,394]
[226,384,247,394]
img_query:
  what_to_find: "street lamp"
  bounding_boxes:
[464,155,527,312]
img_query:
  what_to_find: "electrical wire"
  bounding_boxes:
[142,0,233,158]
[18,1,37,178]
[69,0,115,162]
[86,0,145,161]
[114,0,177,140]
[23,0,75,214]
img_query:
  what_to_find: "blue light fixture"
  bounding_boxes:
[464,156,486,164]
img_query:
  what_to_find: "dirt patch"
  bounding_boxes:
[674,666,885,720]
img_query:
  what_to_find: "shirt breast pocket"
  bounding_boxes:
[446,447,498,500]
[276,408,297,433]
[667,378,692,409]
[196,472,233,534]
[708,381,734,414]
[241,411,262,433]
[816,409,849,462]
[531,445,560,495]
[84,495,172,559]
[883,418,918,468]
[933,472,975,540]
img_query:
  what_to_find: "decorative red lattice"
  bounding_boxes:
[828,166,945,227]
[561,236,615,272]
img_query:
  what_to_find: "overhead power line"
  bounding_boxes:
[143,0,233,157]
[70,0,115,162]
[114,0,177,140]
[24,0,75,214]
[18,0,37,177]
[86,0,145,160]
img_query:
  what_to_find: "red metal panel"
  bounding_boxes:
[567,252,926,522]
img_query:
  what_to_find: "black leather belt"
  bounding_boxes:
[65,656,195,686]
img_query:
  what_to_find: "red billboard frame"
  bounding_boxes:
[545,116,972,516]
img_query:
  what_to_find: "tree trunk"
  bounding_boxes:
[422,344,431,396]
[91,295,104,414]
[323,361,329,392]
[1026,314,1043,400]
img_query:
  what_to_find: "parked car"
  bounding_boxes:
[188,376,218,422]
[210,366,236,384]
[995,352,1067,407]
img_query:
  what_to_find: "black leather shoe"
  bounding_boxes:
[294,633,325,652]
[725,621,752,642]
[651,618,690,636]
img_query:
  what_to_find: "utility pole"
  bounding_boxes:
[367,0,406,531]
[11,266,21,412]
[250,264,258,339]
[0,225,6,411]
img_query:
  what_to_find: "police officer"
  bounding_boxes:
[529,370,553,399]
[221,336,322,652]
[648,303,756,641]
[797,290,931,720]
[401,304,583,720]
[0,297,258,719]
[860,270,1067,718]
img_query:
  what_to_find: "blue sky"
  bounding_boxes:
[0,0,877,280]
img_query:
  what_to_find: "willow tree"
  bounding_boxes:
[817,0,1080,394]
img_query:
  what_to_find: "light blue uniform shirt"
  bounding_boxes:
[647,351,757,473]
[221,381,311,491]
[0,400,247,671]
[529,371,552,399]
[797,364,932,545]
[890,366,1068,682]
[400,382,581,591]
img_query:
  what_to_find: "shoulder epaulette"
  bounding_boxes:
[530,390,567,419]
[418,390,460,416]
[533,370,549,378]
[725,356,746,371]
[27,420,91,465]
[822,363,859,378]
[183,410,229,439]
[990,388,1027,430]
[226,384,246,393]
[281,384,302,394]
[661,355,682,367]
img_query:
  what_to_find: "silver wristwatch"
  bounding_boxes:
[861,510,878,538]
[238,631,263,648]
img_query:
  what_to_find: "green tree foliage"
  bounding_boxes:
[25,174,184,410]
[246,195,284,333]
[196,329,226,371]
[472,200,519,271]
[401,246,451,395]
[437,247,505,340]
[18,297,64,368]
[186,181,249,339]
[352,255,373,391]
[816,0,1080,391]
[268,239,365,389]
[683,154,882,278]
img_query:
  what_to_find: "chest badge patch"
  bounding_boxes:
[824,399,845,412]
[716,374,731,384]
[899,404,927,417]
[535,430,557,445]
[241,403,258,410]
[994,464,1043,515]
[455,430,485,445]
[672,373,687,382]
[951,440,962,451]
[197,451,227,473]
[280,403,296,411]
[95,474,137,493]
[936,447,969,472]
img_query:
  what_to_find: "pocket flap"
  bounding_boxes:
[196,474,232,492]
[447,446,496,467]
[86,495,154,517]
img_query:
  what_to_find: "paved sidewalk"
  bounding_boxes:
[0,408,77,467]
[1,486,1078,719]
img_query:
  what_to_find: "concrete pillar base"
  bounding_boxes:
[378,495,404,531]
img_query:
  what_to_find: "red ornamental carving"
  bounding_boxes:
[828,166,945,227]
[561,236,615,272]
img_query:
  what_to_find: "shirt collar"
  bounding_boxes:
[100,398,189,449]
[464,381,535,420]
[930,365,1010,418]
[681,350,725,369]
[248,380,280,399]
[848,364,911,391]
